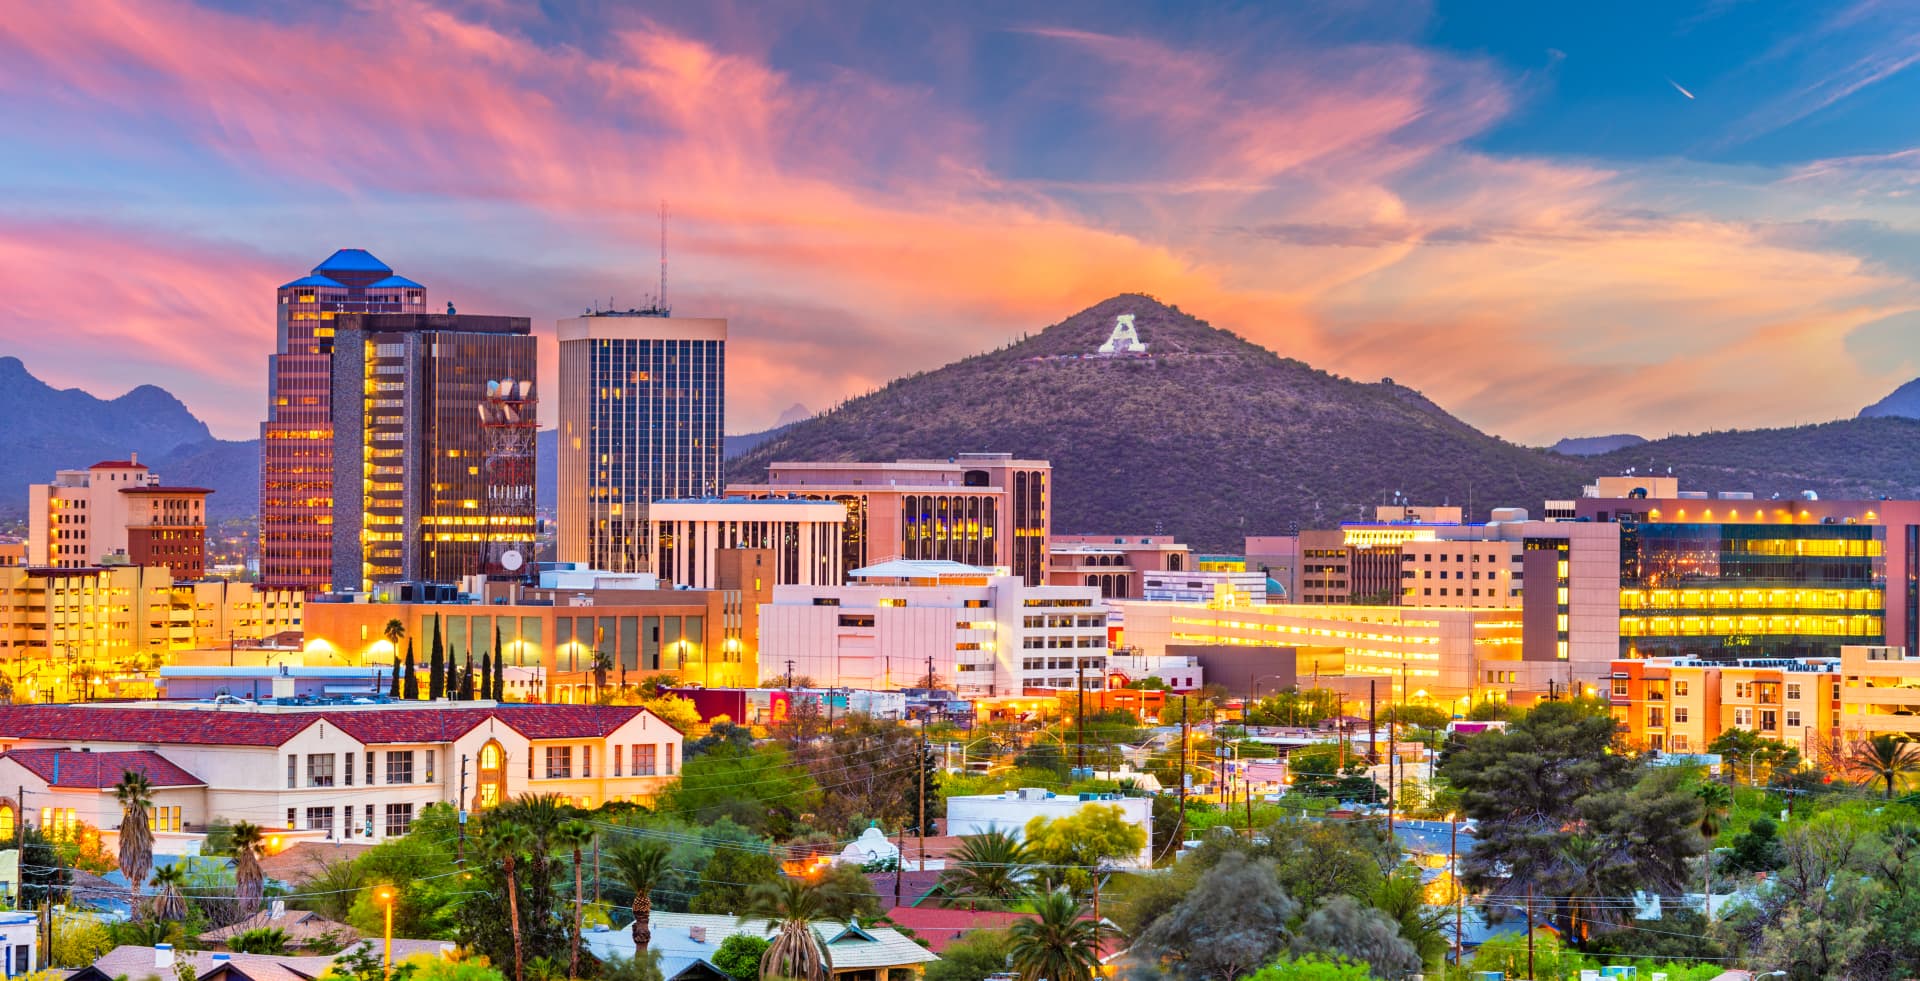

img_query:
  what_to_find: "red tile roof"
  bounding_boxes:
[0,704,664,749]
[87,461,147,470]
[1,749,204,788]
[878,908,1034,952]
[119,486,214,495]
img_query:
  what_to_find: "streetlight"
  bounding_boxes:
[374,885,396,979]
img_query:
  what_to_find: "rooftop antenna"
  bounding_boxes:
[659,200,669,312]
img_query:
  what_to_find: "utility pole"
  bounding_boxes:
[457,755,468,863]
[1450,814,1462,968]
[786,660,794,688]
[917,735,928,873]
[1367,679,1377,764]
[1076,659,1086,774]
[1176,694,1190,848]
[1526,882,1535,980]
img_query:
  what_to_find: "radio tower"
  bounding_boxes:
[659,200,669,313]
[477,378,538,577]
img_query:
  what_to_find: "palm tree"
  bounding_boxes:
[115,770,155,919]
[607,839,672,953]
[231,821,265,918]
[150,864,188,922]
[1697,781,1733,912]
[1850,734,1920,799]
[555,819,595,978]
[383,618,406,651]
[1008,888,1102,981]
[486,822,534,981]
[746,877,831,981]
[938,828,1033,908]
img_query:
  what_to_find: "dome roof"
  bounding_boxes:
[313,249,392,274]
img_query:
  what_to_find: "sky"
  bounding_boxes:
[4,1,1920,445]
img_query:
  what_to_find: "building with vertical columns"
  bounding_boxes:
[556,313,727,574]
[329,313,536,592]
[648,498,845,589]
[262,250,427,591]
[28,457,211,578]
[729,453,1053,586]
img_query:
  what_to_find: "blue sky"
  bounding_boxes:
[1,0,1918,444]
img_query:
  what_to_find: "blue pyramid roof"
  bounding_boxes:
[368,274,424,289]
[280,273,345,290]
[313,249,392,274]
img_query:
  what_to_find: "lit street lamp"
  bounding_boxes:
[374,884,396,979]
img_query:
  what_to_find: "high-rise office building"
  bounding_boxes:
[261,250,426,590]
[27,456,211,578]
[556,312,727,573]
[329,312,536,592]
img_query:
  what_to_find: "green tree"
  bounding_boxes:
[663,742,819,837]
[938,828,1033,908]
[1134,860,1296,981]
[599,951,664,981]
[429,614,445,701]
[746,878,831,981]
[1261,817,1393,908]
[1007,889,1101,981]
[231,821,266,918]
[711,934,771,981]
[1846,733,1920,799]
[480,652,493,700]
[48,917,113,967]
[690,844,783,914]
[1289,895,1419,981]
[1374,704,1450,730]
[813,861,883,922]
[608,839,672,953]
[229,926,291,954]
[403,638,419,700]
[923,930,1011,981]
[640,694,702,733]
[1368,867,1448,969]
[150,864,188,922]
[493,626,506,699]
[1238,956,1374,981]
[554,820,595,977]
[114,770,155,920]
[1282,745,1381,804]
[1707,729,1801,786]
[485,823,533,981]
[1023,804,1146,889]
[460,648,475,700]
[1245,688,1343,728]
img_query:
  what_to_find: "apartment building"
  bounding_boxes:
[1047,535,1193,600]
[758,559,1108,698]
[0,702,682,852]
[28,457,211,578]
[1607,656,1839,757]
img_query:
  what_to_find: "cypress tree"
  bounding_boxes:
[459,648,476,700]
[389,656,401,699]
[428,614,445,700]
[403,639,420,699]
[480,652,493,700]
[493,642,506,701]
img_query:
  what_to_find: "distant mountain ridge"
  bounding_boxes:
[729,295,1920,550]
[0,356,257,516]
[1550,434,1647,456]
[1862,378,1920,420]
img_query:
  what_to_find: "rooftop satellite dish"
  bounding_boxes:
[500,549,525,572]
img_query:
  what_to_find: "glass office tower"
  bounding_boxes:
[556,312,727,573]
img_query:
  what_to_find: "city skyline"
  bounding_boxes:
[5,3,1920,445]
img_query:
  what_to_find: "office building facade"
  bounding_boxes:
[730,453,1052,585]
[329,313,536,592]
[262,251,427,590]
[1047,535,1193,599]
[556,314,727,574]
[648,498,845,589]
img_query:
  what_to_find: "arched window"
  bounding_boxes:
[0,803,15,842]
[476,740,507,809]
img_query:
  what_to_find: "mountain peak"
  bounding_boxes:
[996,293,1268,362]
[1861,377,1920,420]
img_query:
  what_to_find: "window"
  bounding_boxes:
[287,756,297,789]
[1786,683,1802,701]
[147,806,181,834]
[344,805,355,836]
[581,746,592,778]
[0,806,13,842]
[425,751,436,783]
[1675,681,1689,697]
[344,752,354,787]
[1671,735,1690,751]
[1733,682,1751,699]
[384,803,413,837]
[307,807,334,837]
[286,807,296,830]
[1734,708,1752,728]
[546,746,573,779]
[1673,707,1689,724]
[1612,680,1629,697]
[666,744,676,775]
[308,754,335,788]
[386,751,414,785]
[367,752,376,784]
[615,747,623,777]
[1760,710,1778,731]
[1786,710,1802,729]
[634,744,657,776]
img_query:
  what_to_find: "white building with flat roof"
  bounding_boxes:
[758,560,1107,697]
[649,498,845,589]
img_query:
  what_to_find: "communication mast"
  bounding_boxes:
[477,378,538,577]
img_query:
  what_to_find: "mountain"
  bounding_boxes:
[728,295,1920,550]
[1550,434,1646,456]
[774,403,813,427]
[1861,378,1920,420]
[728,295,1595,549]
[0,356,259,516]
